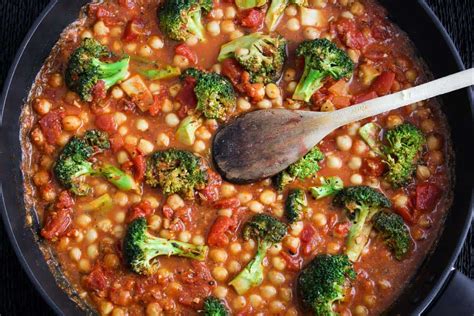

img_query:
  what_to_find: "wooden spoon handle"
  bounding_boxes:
[326,68,474,129]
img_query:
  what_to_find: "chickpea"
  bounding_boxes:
[69,248,82,261]
[33,170,50,186]
[270,301,285,313]
[386,114,403,129]
[41,185,56,202]
[221,20,235,33]
[428,150,444,165]
[210,249,228,263]
[165,113,180,127]
[312,213,327,227]
[213,286,228,299]
[260,189,276,205]
[350,2,365,16]
[207,21,221,36]
[285,5,298,16]
[230,242,242,254]
[248,200,264,213]
[232,296,247,310]
[327,155,343,169]
[265,83,281,99]
[237,97,251,111]
[93,20,109,36]
[249,294,263,308]
[421,119,435,133]
[138,139,154,155]
[225,7,236,19]
[148,36,164,50]
[49,73,63,88]
[156,133,170,147]
[284,68,296,82]
[173,54,189,68]
[146,302,163,316]
[427,135,441,150]
[268,270,286,285]
[104,253,120,269]
[405,69,418,83]
[336,135,353,151]
[416,165,431,180]
[304,27,320,40]
[261,285,277,298]
[212,266,229,281]
[33,98,52,115]
[350,173,363,185]
[31,128,45,146]
[62,115,82,131]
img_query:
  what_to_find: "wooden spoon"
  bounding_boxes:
[212,68,474,183]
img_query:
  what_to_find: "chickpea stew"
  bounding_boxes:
[22,0,452,315]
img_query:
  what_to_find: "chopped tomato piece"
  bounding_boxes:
[335,18,368,50]
[300,224,318,256]
[221,58,244,89]
[175,44,198,64]
[127,200,154,222]
[328,79,348,96]
[41,208,72,240]
[360,157,386,177]
[353,91,378,104]
[280,251,302,272]
[176,76,197,109]
[38,109,64,144]
[132,153,146,182]
[109,134,124,152]
[207,216,234,247]
[394,204,414,224]
[199,170,222,203]
[239,9,264,28]
[95,113,117,132]
[83,265,111,293]
[371,71,396,95]
[149,94,164,116]
[91,80,107,101]
[415,182,441,212]
[300,224,316,243]
[331,95,352,108]
[334,222,350,237]
[213,197,241,209]
[123,18,147,41]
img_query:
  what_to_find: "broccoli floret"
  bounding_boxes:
[310,176,344,200]
[124,217,208,275]
[273,146,324,191]
[65,38,129,102]
[181,68,236,120]
[54,130,136,195]
[358,122,383,156]
[384,123,425,187]
[372,211,412,260]
[298,254,355,316]
[218,33,287,84]
[292,39,353,102]
[157,0,212,41]
[333,186,391,262]
[145,149,208,199]
[229,214,287,294]
[265,0,306,31]
[285,189,307,224]
[203,296,229,316]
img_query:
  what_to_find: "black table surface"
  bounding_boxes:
[0,0,472,315]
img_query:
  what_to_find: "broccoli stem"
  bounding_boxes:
[93,56,130,89]
[346,206,372,262]
[145,232,208,260]
[99,165,137,191]
[80,193,113,212]
[229,241,269,295]
[265,0,289,31]
[293,68,325,102]
[188,12,205,40]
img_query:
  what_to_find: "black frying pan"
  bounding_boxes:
[0,0,473,315]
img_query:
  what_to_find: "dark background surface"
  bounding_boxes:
[0,0,472,315]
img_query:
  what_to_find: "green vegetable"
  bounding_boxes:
[54,130,136,195]
[176,115,202,146]
[235,0,266,9]
[65,38,129,102]
[139,65,181,80]
[181,68,236,120]
[384,123,425,187]
[265,0,307,31]
[157,0,213,41]
[372,211,412,260]
[333,186,391,262]
[80,193,113,212]
[218,33,287,84]
[358,123,426,187]
[229,214,287,294]
[285,188,308,224]
[123,217,208,275]
[203,296,229,316]
[298,254,355,316]
[273,146,324,191]
[145,149,208,199]
[292,39,353,102]
[310,176,344,200]
[358,122,383,156]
